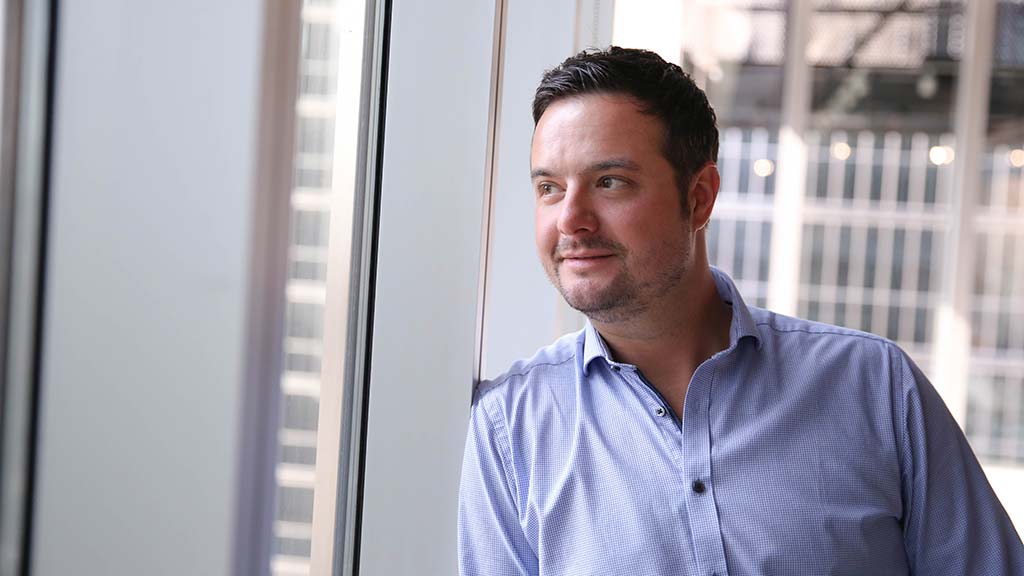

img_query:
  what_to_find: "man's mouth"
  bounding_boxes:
[553,238,624,268]
[557,253,616,271]
[559,253,614,261]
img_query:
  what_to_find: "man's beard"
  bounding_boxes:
[557,265,642,323]
[549,236,691,324]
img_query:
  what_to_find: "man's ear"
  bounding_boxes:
[688,163,720,231]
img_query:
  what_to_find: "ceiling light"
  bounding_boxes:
[753,159,774,177]
[1009,148,1024,168]
[831,142,852,161]
[929,145,954,166]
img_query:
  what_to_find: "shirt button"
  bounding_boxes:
[654,406,666,417]
[692,480,706,494]
[610,365,620,372]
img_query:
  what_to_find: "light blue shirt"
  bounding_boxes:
[459,268,1024,575]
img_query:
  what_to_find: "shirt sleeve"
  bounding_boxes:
[458,391,538,576]
[895,345,1024,573]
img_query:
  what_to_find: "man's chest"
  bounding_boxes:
[511,394,908,575]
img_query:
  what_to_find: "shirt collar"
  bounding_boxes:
[710,266,762,352]
[581,266,762,375]
[582,321,612,374]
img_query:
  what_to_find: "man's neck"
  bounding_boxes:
[592,267,732,418]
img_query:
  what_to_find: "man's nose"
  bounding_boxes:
[556,186,597,236]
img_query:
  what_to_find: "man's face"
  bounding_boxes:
[531,93,699,323]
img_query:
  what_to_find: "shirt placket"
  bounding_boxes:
[681,362,729,576]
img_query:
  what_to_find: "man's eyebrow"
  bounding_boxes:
[530,159,641,179]
[586,159,641,173]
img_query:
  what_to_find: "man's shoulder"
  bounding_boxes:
[751,305,891,344]
[473,329,583,407]
[749,305,900,359]
[747,307,927,412]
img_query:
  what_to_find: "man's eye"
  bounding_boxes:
[538,183,560,196]
[598,176,623,189]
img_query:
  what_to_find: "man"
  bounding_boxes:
[459,47,1023,575]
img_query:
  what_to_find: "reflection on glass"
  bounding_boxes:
[272,1,340,574]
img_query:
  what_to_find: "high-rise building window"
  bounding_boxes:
[272,0,373,573]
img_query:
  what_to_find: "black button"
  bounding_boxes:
[610,365,620,372]
[692,480,706,494]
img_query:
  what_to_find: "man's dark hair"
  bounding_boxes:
[532,46,719,198]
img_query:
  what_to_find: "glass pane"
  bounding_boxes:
[795,2,962,366]
[272,0,369,573]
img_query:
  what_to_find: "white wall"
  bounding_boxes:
[31,2,268,574]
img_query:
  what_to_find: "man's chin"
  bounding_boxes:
[560,288,626,318]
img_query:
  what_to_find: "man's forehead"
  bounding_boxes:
[530,95,664,172]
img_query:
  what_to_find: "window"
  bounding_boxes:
[272,0,375,574]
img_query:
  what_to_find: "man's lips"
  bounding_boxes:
[557,253,616,271]
[557,251,615,261]
[553,238,623,268]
